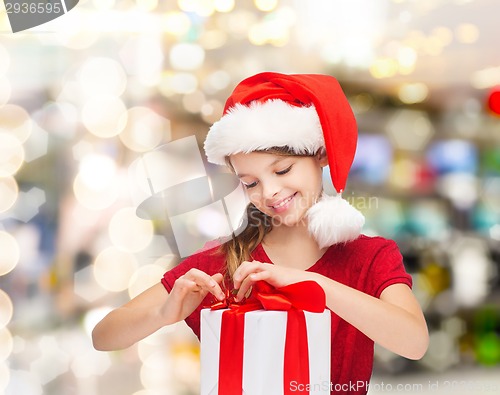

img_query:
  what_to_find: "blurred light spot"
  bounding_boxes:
[92,0,115,10]
[73,173,119,210]
[419,330,458,371]
[423,36,444,56]
[128,263,170,299]
[389,158,418,190]
[217,10,256,37]
[196,207,228,237]
[199,29,228,49]
[71,349,111,378]
[248,16,290,47]
[159,72,198,95]
[0,176,18,214]
[83,307,113,338]
[455,23,480,44]
[476,333,500,365]
[136,0,158,11]
[94,247,138,292]
[471,66,500,89]
[408,199,449,240]
[0,43,9,75]
[178,0,214,16]
[0,133,25,177]
[170,201,232,258]
[386,110,434,151]
[0,362,9,392]
[442,316,466,339]
[79,154,117,191]
[351,93,374,114]
[72,140,94,161]
[214,0,234,12]
[204,70,231,93]
[0,289,14,327]
[0,327,13,362]
[398,83,429,104]
[0,105,32,143]
[432,26,453,46]
[74,265,108,302]
[397,46,417,73]
[78,57,127,98]
[140,351,173,389]
[23,124,49,163]
[254,0,278,12]
[0,232,20,277]
[119,107,170,153]
[482,177,500,213]
[8,187,46,223]
[433,289,458,316]
[162,12,191,36]
[0,77,11,106]
[404,30,425,50]
[30,337,70,385]
[109,207,154,253]
[201,100,224,124]
[182,90,206,113]
[438,173,478,210]
[170,43,205,71]
[369,58,398,79]
[3,369,42,395]
[81,96,128,138]
[490,224,500,240]
[120,36,164,82]
[449,238,491,307]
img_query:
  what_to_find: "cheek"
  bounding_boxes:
[246,190,262,204]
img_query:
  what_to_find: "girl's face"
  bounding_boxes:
[229,151,328,228]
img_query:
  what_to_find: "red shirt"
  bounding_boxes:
[161,235,412,395]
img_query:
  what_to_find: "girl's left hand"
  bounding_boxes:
[232,260,313,302]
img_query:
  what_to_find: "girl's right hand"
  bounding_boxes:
[160,268,225,324]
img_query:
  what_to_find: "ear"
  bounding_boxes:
[316,147,328,167]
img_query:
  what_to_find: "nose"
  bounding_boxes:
[261,179,280,200]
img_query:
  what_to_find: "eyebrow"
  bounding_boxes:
[235,156,289,178]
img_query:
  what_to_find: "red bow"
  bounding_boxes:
[208,281,326,395]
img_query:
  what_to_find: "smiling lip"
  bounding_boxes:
[269,193,297,212]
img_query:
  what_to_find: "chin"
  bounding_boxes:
[272,212,307,228]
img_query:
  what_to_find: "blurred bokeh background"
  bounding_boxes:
[1,0,500,394]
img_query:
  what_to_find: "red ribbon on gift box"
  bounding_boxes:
[209,281,326,395]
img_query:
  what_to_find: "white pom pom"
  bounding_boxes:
[306,194,365,249]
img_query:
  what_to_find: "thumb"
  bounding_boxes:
[212,273,224,284]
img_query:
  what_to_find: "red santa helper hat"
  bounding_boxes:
[204,72,365,248]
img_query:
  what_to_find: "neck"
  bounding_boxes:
[264,223,315,247]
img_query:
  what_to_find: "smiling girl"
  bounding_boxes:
[92,72,429,394]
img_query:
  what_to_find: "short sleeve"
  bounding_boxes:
[161,253,201,293]
[366,239,413,298]
[160,246,225,339]
[160,245,225,292]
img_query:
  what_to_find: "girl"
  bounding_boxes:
[92,72,429,395]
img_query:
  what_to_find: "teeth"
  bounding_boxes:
[273,195,293,208]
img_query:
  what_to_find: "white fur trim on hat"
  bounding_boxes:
[204,100,324,165]
[306,193,365,248]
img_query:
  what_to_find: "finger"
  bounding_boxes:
[233,261,263,290]
[173,278,203,296]
[185,268,218,288]
[184,269,225,300]
[210,273,225,300]
[247,270,271,283]
[235,273,259,302]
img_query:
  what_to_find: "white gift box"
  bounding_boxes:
[200,308,331,395]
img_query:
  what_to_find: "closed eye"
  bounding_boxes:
[276,165,292,175]
[243,181,258,189]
